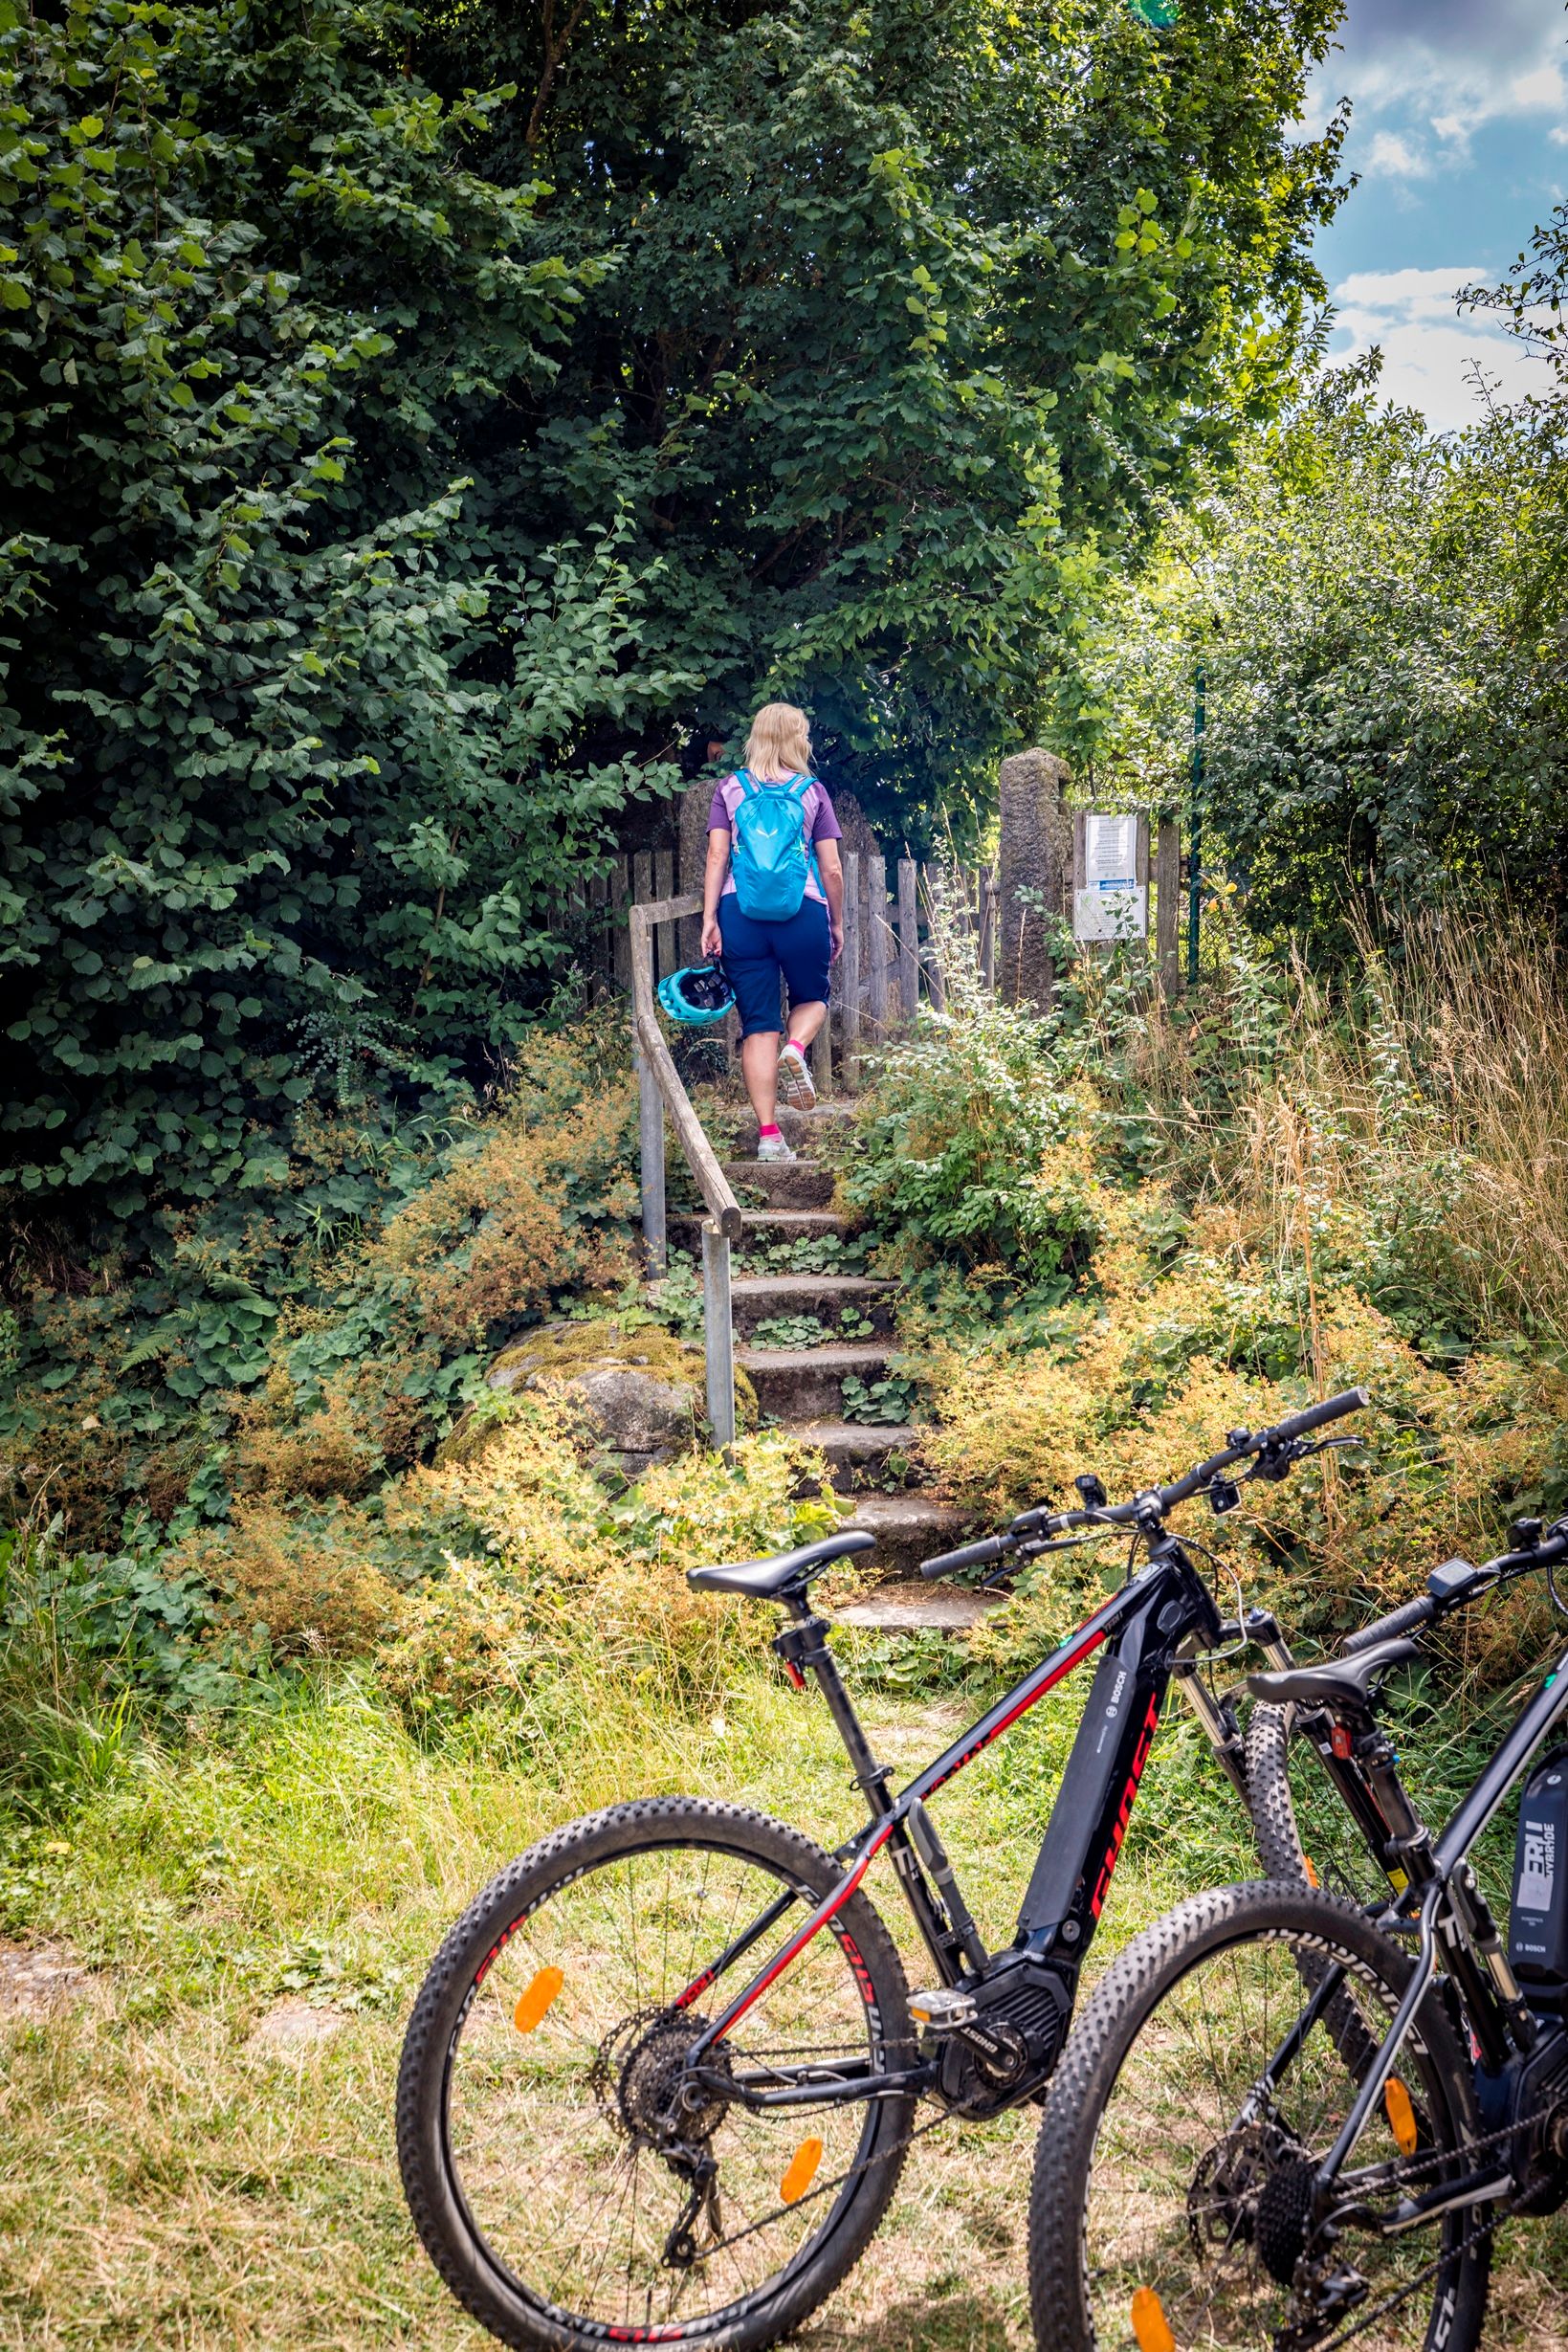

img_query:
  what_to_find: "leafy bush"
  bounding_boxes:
[846,992,1100,1293]
[841,1374,919,1427]
[380,1405,839,1722]
[2,1015,640,1542]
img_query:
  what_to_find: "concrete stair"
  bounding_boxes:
[832,1581,1005,1632]
[737,1340,894,1422]
[791,1417,920,1492]
[730,1273,897,1341]
[722,1161,838,1210]
[834,1491,972,1577]
[671,1206,845,1252]
[661,1095,983,1623]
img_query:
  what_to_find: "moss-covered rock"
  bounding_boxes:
[440,1319,758,1477]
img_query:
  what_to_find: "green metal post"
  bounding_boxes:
[1186,656,1204,988]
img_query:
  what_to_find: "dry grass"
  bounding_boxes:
[1,1662,1561,2349]
[1118,908,1568,1349]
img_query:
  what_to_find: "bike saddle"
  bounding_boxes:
[687,1529,875,1599]
[1247,1635,1421,1714]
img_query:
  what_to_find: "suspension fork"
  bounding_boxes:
[1170,1608,1295,1803]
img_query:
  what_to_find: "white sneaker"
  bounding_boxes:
[777,1040,817,1110]
[757,1132,797,1163]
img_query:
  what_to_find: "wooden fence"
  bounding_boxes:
[564,850,998,1091]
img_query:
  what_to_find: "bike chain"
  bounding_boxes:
[679,2101,954,2268]
[1293,2096,1568,2352]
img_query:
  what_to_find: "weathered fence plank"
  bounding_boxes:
[840,849,861,1083]
[653,850,676,978]
[896,858,919,1024]
[866,854,889,1036]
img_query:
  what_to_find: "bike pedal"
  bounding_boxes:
[908,1986,978,2030]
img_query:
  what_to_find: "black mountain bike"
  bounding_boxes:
[396,1390,1367,2352]
[1028,1509,1568,2352]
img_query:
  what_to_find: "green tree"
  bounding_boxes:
[1,0,1345,1218]
[423,0,1348,832]
[1049,368,1568,951]
[0,0,683,1216]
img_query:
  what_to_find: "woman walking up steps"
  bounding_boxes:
[699,702,845,1162]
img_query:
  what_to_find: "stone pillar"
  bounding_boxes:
[997,748,1071,1010]
[677,782,714,966]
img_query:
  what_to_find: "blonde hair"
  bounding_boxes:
[743,701,812,782]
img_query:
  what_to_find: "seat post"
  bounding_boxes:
[774,1595,892,1816]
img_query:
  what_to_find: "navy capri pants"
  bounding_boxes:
[718,897,832,1039]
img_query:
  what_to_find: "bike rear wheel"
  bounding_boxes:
[397,1796,916,2352]
[1027,1880,1491,2352]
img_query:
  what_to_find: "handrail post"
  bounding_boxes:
[629,892,742,1448]
[701,1222,736,1445]
[638,1044,667,1273]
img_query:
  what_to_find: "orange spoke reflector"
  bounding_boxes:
[1385,2075,1419,2155]
[513,1966,564,2034]
[780,2138,824,2205]
[1131,2285,1177,2352]
[1303,1854,1320,1888]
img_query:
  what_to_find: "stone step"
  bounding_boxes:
[730,1274,897,1341]
[723,1160,838,1209]
[672,1207,848,1253]
[777,1102,854,1146]
[831,1581,1005,1634]
[792,1417,920,1493]
[837,1491,973,1578]
[737,1341,892,1421]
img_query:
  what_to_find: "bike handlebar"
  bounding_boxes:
[1341,1593,1438,1653]
[1338,1517,1568,1653]
[918,1388,1372,1580]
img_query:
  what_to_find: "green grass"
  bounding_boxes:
[1,1643,1563,2348]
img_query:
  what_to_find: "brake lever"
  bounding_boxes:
[1237,1431,1363,1489]
[979,1530,1107,1588]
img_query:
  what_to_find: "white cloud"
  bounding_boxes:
[1302,0,1568,154]
[1364,128,1431,179]
[1510,62,1567,113]
[1329,264,1556,432]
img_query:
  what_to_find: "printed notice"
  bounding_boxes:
[1074,811,1146,943]
[1085,813,1137,892]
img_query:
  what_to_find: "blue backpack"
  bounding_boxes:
[729,769,818,921]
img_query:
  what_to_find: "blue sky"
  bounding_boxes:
[1299,0,1566,427]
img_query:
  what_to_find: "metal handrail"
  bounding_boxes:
[628,892,739,1444]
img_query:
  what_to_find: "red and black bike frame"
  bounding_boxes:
[678,1533,1240,2099]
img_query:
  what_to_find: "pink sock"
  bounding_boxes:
[786,1037,808,1054]
[758,1122,781,1139]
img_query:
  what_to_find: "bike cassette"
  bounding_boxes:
[591,2007,733,2151]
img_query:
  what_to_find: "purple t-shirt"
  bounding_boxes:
[708,772,842,904]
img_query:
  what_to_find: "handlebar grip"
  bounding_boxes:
[920,1535,1008,1580]
[1342,1593,1436,1654]
[1267,1387,1371,1446]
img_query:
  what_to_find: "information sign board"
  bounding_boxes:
[1072,811,1147,943]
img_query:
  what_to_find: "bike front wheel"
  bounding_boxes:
[1027,1880,1491,2352]
[397,1795,916,2352]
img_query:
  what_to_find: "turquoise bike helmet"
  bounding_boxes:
[657,961,735,1027]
